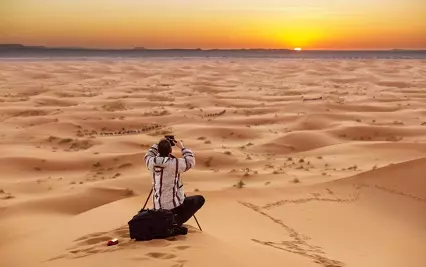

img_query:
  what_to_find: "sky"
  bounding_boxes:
[1,0,425,50]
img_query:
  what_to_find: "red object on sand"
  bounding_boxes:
[107,238,119,246]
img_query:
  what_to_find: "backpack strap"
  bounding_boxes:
[172,158,181,208]
[175,158,179,177]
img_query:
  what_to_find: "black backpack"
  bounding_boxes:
[128,208,178,241]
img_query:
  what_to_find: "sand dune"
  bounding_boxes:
[1,59,425,267]
[330,157,426,201]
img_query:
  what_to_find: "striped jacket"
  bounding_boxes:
[144,144,195,210]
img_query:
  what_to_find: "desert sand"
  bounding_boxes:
[0,58,425,267]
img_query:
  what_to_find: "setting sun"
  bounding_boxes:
[0,0,425,49]
[294,48,302,51]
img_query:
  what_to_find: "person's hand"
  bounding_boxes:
[175,140,184,149]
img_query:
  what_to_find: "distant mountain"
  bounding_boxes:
[0,44,293,52]
[0,44,98,51]
[0,44,47,50]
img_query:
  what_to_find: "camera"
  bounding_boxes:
[165,135,176,146]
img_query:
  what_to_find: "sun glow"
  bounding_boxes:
[294,48,302,51]
[0,1,425,49]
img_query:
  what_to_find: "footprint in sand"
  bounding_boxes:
[74,231,108,242]
[111,226,130,238]
[66,225,131,253]
[148,239,172,247]
[46,254,67,262]
[79,247,102,254]
[73,225,128,245]
[76,235,113,246]
[128,256,150,261]
[146,252,177,260]
[175,245,191,251]
[56,224,193,261]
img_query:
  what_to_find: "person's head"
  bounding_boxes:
[158,138,172,157]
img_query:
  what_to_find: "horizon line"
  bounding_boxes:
[1,44,425,52]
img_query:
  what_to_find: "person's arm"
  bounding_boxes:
[175,141,195,173]
[144,143,159,171]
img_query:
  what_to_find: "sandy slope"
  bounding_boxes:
[0,59,425,267]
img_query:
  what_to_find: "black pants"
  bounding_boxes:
[171,195,205,226]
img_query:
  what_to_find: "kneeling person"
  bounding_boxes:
[144,137,205,233]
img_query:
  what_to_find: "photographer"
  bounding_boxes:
[144,137,205,232]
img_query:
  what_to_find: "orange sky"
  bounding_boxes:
[1,0,425,49]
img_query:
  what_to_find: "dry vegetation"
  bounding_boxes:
[234,179,245,189]
[101,101,127,112]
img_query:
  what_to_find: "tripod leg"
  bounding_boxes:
[193,215,202,231]
[142,188,153,211]
[183,194,203,231]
